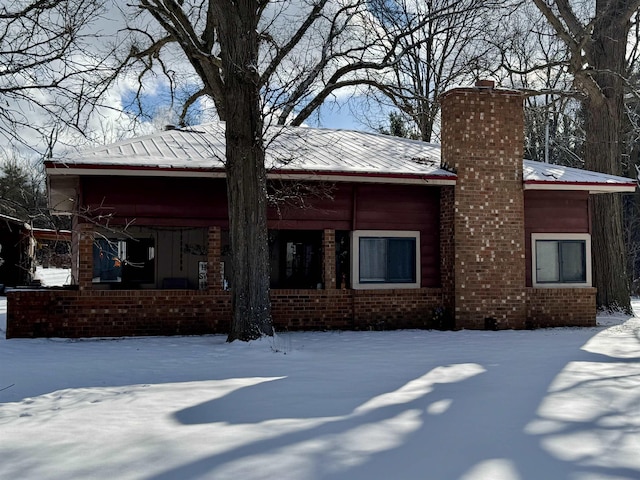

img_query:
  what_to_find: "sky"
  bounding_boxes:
[1,268,639,480]
[0,0,389,162]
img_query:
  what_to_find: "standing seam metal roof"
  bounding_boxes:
[50,122,450,178]
[47,122,636,190]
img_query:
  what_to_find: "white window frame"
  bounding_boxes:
[351,230,420,290]
[531,233,592,288]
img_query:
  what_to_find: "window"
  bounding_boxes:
[93,237,155,285]
[268,230,322,289]
[93,239,124,283]
[532,233,591,287]
[351,230,420,289]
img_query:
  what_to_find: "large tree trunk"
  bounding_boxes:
[216,0,273,341]
[583,0,632,312]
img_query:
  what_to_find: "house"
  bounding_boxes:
[6,81,636,338]
[0,216,69,289]
[31,228,72,268]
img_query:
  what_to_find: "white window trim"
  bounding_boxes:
[351,230,420,290]
[531,233,592,288]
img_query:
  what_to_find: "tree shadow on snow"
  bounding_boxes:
[147,320,640,480]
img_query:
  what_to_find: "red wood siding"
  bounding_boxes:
[272,184,441,287]
[524,190,590,287]
[79,178,442,287]
[82,177,229,226]
[353,184,440,287]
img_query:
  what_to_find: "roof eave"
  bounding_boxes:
[524,181,636,193]
[46,163,458,185]
[268,171,456,185]
[46,164,224,178]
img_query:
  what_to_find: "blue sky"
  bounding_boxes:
[120,85,382,133]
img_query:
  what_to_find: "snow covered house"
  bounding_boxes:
[6,82,636,338]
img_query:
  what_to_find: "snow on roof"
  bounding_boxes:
[47,122,636,192]
[48,122,453,184]
[0,213,30,229]
[523,160,636,193]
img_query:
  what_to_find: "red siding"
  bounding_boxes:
[82,177,229,226]
[524,190,590,287]
[80,178,443,287]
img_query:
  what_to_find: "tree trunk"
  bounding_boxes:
[215,0,273,341]
[583,0,632,312]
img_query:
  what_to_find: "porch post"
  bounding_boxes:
[323,229,336,289]
[77,223,94,291]
[207,226,222,291]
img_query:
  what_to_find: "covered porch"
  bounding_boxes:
[6,225,446,338]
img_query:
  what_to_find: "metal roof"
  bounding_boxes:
[47,122,453,185]
[46,121,636,192]
[523,160,636,193]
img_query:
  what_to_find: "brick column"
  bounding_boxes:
[441,81,527,329]
[70,215,80,285]
[439,186,455,311]
[207,226,222,290]
[77,223,94,291]
[323,229,336,289]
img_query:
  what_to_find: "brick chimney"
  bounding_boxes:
[440,81,527,329]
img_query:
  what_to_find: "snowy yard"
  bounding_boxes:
[1,288,639,479]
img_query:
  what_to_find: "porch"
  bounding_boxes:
[6,225,447,338]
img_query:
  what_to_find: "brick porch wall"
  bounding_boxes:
[6,287,446,338]
[6,285,596,338]
[6,290,229,338]
[526,288,596,328]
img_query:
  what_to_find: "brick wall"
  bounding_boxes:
[77,223,94,290]
[439,186,455,311]
[526,288,596,327]
[441,82,528,329]
[6,283,597,337]
[6,290,230,338]
[322,229,336,289]
[6,287,446,338]
[207,226,222,290]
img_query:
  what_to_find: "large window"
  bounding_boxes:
[532,233,591,287]
[351,230,420,289]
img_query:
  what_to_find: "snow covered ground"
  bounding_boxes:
[1,291,639,479]
[33,266,71,287]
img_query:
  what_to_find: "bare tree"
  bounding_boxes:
[262,0,483,128]
[497,4,585,167]
[125,1,509,129]
[0,0,114,248]
[354,0,507,142]
[531,0,640,312]
[125,0,280,340]
[0,0,113,156]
